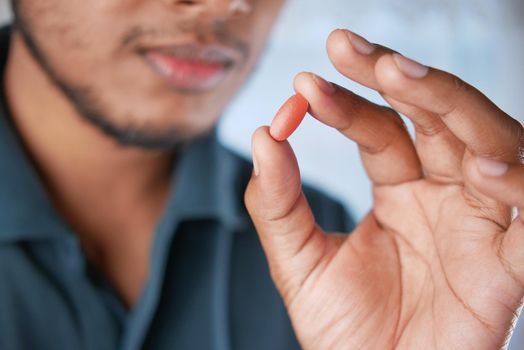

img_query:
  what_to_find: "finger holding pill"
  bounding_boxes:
[269,94,309,141]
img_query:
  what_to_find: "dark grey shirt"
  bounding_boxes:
[0,26,354,350]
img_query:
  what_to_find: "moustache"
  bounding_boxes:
[121,21,250,62]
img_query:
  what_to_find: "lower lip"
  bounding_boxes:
[144,51,231,92]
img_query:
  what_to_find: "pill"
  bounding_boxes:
[269,94,309,141]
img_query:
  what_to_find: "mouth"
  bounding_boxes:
[141,44,238,93]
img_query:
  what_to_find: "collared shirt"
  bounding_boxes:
[0,26,354,350]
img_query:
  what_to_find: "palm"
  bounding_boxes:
[288,180,522,349]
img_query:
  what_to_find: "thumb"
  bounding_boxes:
[245,126,327,304]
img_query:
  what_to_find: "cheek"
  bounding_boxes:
[22,3,146,87]
[22,0,144,59]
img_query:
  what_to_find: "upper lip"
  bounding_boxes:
[138,42,241,67]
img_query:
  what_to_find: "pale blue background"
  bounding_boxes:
[1,0,523,348]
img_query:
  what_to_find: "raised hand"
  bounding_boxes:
[244,29,524,349]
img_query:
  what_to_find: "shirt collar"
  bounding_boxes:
[0,25,247,243]
[163,130,249,231]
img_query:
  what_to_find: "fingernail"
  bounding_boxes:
[252,148,260,176]
[311,73,336,95]
[345,30,375,55]
[476,157,508,177]
[393,53,429,79]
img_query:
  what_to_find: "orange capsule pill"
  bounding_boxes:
[269,94,309,141]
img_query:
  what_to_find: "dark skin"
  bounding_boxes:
[5,0,524,348]
[245,31,524,349]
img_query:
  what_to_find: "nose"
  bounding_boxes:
[170,0,253,19]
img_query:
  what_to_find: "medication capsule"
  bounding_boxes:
[269,94,309,141]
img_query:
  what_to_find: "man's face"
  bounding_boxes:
[13,0,285,147]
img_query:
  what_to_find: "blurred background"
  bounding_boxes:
[1,0,523,348]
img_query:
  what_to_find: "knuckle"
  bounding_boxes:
[486,118,524,161]
[336,95,367,131]
[380,107,408,136]
[415,123,446,137]
[414,115,447,137]
[452,75,470,95]
[345,93,367,115]
[441,75,471,116]
[359,107,409,155]
[360,126,405,155]
[513,120,524,162]
[382,106,406,127]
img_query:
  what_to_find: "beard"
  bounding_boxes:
[10,5,248,150]
[13,29,191,150]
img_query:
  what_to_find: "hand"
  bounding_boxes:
[244,29,524,350]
